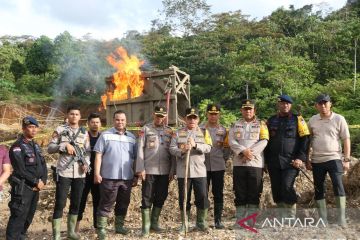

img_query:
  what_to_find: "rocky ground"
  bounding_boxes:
[0,102,359,239]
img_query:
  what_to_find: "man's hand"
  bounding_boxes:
[291,159,303,169]
[188,137,196,148]
[66,143,76,155]
[139,170,146,181]
[182,143,192,153]
[242,149,253,161]
[81,165,88,173]
[132,176,139,187]
[36,180,45,190]
[305,161,312,171]
[342,161,350,172]
[94,174,102,184]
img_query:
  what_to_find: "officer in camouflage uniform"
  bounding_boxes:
[265,95,310,219]
[6,116,47,240]
[170,107,212,232]
[48,105,90,240]
[199,104,229,229]
[228,100,269,228]
[136,106,175,236]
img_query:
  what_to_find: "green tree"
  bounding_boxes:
[25,36,54,77]
[158,0,211,35]
[10,59,26,81]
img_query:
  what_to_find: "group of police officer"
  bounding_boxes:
[5,93,351,239]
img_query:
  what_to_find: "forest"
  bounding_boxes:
[0,0,359,155]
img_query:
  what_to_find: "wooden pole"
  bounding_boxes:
[183,130,193,236]
[183,149,190,235]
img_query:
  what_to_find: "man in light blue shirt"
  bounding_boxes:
[94,110,137,239]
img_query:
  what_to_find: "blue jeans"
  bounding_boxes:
[312,159,345,200]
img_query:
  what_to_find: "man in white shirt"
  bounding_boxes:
[307,94,351,227]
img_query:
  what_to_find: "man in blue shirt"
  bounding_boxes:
[94,110,137,240]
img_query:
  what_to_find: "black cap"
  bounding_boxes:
[185,107,199,117]
[22,116,39,127]
[278,94,293,104]
[154,105,167,116]
[315,94,331,103]
[207,104,221,114]
[241,99,255,109]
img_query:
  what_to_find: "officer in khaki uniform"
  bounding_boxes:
[48,105,90,240]
[170,107,212,232]
[136,106,175,236]
[229,100,269,227]
[199,104,229,229]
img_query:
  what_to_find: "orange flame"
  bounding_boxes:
[101,47,144,109]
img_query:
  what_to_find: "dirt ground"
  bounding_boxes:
[1,155,360,240]
[0,101,359,239]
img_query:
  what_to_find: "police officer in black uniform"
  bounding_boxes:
[265,95,310,219]
[6,116,48,240]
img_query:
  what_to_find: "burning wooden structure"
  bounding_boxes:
[103,65,190,126]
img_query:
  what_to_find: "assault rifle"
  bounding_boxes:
[61,127,90,173]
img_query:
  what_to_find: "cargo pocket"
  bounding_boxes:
[25,152,36,166]
[9,197,24,216]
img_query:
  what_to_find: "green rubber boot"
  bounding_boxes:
[247,204,259,227]
[214,203,224,229]
[316,199,328,225]
[289,204,296,219]
[179,210,190,233]
[231,205,246,229]
[276,202,285,220]
[283,203,296,219]
[195,208,209,231]
[115,215,129,235]
[335,196,347,227]
[141,208,151,237]
[52,218,61,240]
[67,214,80,240]
[150,207,164,232]
[96,216,108,240]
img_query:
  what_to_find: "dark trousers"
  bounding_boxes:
[268,167,299,204]
[97,179,133,217]
[312,159,345,200]
[141,174,169,209]
[78,173,100,227]
[53,176,85,219]
[6,186,39,240]
[178,177,209,210]
[207,170,224,205]
[233,166,263,206]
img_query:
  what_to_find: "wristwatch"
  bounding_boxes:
[343,157,351,162]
